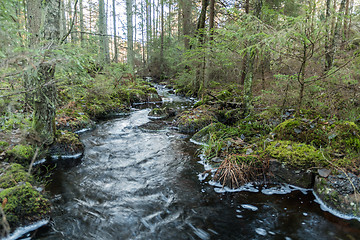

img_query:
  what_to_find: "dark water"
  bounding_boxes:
[17,86,360,240]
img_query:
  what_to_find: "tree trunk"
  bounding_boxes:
[141,0,146,67]
[60,0,66,40]
[112,0,118,62]
[243,0,262,113]
[343,0,350,43]
[240,0,250,85]
[326,0,346,71]
[179,0,191,50]
[194,0,209,96]
[204,0,216,90]
[160,0,164,74]
[26,0,60,145]
[79,0,84,45]
[99,0,110,63]
[126,0,134,68]
[146,0,151,64]
[324,0,332,71]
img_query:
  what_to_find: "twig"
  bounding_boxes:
[28,147,40,174]
[60,0,79,44]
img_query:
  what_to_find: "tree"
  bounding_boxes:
[112,0,118,62]
[26,0,61,145]
[126,0,134,68]
[99,0,110,63]
[79,0,84,45]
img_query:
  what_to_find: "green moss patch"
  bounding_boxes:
[176,105,218,133]
[0,163,34,189]
[56,102,94,131]
[0,141,9,152]
[264,140,326,168]
[0,182,50,226]
[54,130,84,154]
[6,144,35,164]
[273,118,360,156]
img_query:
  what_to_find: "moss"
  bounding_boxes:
[264,140,326,168]
[330,121,360,155]
[6,145,35,164]
[0,141,9,152]
[176,105,218,133]
[0,163,34,189]
[55,130,84,153]
[56,104,94,131]
[0,182,50,226]
[216,90,232,101]
[273,118,360,157]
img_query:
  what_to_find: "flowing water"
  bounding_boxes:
[12,86,360,240]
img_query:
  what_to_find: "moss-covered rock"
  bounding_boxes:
[0,182,50,227]
[191,122,228,144]
[176,105,218,133]
[56,103,95,131]
[264,140,326,168]
[314,175,360,217]
[273,118,360,156]
[50,130,84,156]
[6,144,35,164]
[148,107,173,119]
[0,163,34,189]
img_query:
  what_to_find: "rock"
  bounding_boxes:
[268,159,314,188]
[318,168,331,178]
[314,175,360,217]
[176,105,218,134]
[148,107,173,120]
[191,122,226,144]
[246,148,254,155]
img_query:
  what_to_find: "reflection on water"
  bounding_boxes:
[31,86,360,240]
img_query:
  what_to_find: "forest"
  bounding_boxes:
[1,0,360,238]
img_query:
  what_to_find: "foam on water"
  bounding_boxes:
[241,204,258,211]
[313,190,360,222]
[255,228,267,236]
[4,220,49,240]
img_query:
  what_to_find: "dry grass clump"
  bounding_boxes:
[213,154,265,189]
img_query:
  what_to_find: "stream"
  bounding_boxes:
[12,85,360,240]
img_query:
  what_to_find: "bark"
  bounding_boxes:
[146,0,151,63]
[343,0,350,42]
[141,0,146,66]
[79,0,84,45]
[26,0,60,145]
[27,0,41,45]
[112,0,118,62]
[194,0,209,96]
[243,0,262,113]
[326,0,346,71]
[324,0,332,71]
[179,0,191,50]
[99,0,110,63]
[240,0,250,85]
[209,0,215,41]
[160,0,164,72]
[126,0,134,68]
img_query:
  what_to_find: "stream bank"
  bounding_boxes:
[21,84,360,239]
